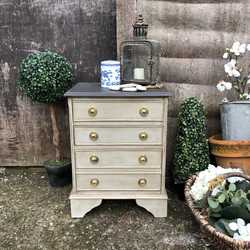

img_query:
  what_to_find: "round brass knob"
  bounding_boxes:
[90,155,99,163]
[90,178,99,187]
[89,132,98,141]
[88,107,97,117]
[139,107,149,117]
[139,132,148,141]
[139,155,147,164]
[138,178,147,187]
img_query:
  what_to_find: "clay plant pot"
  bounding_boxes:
[209,135,250,175]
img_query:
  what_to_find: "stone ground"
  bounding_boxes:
[0,168,216,250]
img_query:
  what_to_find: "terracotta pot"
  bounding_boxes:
[209,135,250,175]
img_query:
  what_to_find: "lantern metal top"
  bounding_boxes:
[133,14,148,39]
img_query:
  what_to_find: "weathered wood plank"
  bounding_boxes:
[0,0,116,166]
[116,0,137,56]
[163,82,225,118]
[117,0,250,85]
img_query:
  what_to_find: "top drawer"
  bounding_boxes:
[72,98,164,122]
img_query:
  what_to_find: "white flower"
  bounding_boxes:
[233,232,240,240]
[228,177,245,183]
[241,235,250,241]
[239,227,248,237]
[224,60,235,75]
[224,81,232,90]
[230,42,246,55]
[246,224,250,234]
[224,59,240,77]
[239,44,247,54]
[216,81,232,92]
[190,165,242,201]
[222,97,229,103]
[211,187,221,197]
[231,219,250,241]
[247,44,250,51]
[229,222,238,231]
[233,69,240,77]
[230,41,241,56]
[223,52,229,59]
[247,79,250,84]
[237,218,246,227]
[216,81,226,92]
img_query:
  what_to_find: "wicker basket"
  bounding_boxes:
[185,172,250,250]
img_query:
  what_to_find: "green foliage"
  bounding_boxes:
[173,97,210,184]
[208,180,250,222]
[17,51,73,104]
[213,218,236,237]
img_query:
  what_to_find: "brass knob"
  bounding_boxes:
[90,178,99,187]
[90,155,99,163]
[139,107,149,117]
[88,107,97,117]
[139,155,147,164]
[89,132,98,141]
[139,132,148,141]
[138,178,147,187]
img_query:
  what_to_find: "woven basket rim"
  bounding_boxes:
[185,173,250,249]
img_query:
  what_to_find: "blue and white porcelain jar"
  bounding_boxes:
[101,60,120,88]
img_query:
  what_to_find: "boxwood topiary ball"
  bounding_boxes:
[18,51,73,104]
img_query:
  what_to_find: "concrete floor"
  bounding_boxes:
[0,168,213,250]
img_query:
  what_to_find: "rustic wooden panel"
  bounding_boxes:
[164,82,225,118]
[0,0,116,166]
[117,0,250,85]
[116,0,136,55]
[117,0,248,178]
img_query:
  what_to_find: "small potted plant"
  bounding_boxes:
[185,165,250,249]
[209,42,250,174]
[18,51,73,187]
[173,97,210,194]
[216,41,250,140]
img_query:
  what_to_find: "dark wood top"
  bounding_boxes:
[64,82,172,98]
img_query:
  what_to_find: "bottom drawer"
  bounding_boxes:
[76,173,161,191]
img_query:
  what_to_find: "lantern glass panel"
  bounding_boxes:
[121,42,152,83]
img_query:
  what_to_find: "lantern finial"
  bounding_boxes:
[133,14,148,39]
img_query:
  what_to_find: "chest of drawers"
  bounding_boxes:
[65,82,171,218]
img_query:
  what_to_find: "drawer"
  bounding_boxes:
[76,173,161,191]
[74,125,163,145]
[72,99,164,122]
[75,148,162,169]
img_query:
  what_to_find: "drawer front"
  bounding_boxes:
[75,148,162,169]
[76,173,161,191]
[72,99,164,121]
[74,126,163,145]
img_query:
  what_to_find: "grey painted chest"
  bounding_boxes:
[65,82,171,217]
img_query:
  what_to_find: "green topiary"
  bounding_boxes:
[173,97,210,184]
[18,51,73,104]
[17,51,73,161]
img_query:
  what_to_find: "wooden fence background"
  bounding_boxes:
[1,0,250,168]
[117,0,250,173]
[0,0,116,166]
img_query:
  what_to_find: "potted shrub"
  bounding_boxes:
[185,165,250,248]
[18,51,73,187]
[173,97,210,188]
[209,42,250,174]
[216,41,250,140]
